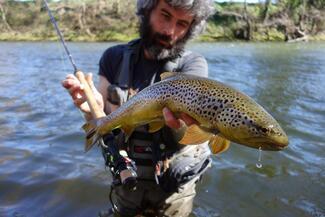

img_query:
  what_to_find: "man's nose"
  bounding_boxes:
[162,22,176,38]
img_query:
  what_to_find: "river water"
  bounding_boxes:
[0,41,324,217]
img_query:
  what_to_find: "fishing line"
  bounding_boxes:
[256,147,263,168]
[43,0,78,73]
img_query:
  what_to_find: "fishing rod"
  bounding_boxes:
[43,0,137,188]
[43,0,105,119]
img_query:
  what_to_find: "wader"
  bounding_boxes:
[100,39,211,217]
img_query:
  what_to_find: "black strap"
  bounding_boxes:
[113,39,142,89]
[118,50,132,89]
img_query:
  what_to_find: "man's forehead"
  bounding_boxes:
[159,0,194,22]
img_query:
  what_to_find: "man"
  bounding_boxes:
[62,0,215,216]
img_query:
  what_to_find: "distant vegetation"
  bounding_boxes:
[0,0,324,42]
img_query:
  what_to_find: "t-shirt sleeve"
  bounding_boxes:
[98,45,124,84]
[179,51,208,78]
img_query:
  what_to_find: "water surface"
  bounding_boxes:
[0,41,324,217]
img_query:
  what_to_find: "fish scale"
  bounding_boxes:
[83,73,288,153]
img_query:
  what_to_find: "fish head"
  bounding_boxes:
[236,121,289,151]
[217,101,289,151]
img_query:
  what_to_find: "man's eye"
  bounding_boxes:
[177,22,188,29]
[162,13,170,19]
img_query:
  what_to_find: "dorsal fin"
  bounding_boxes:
[160,72,177,80]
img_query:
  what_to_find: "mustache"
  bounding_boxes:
[154,33,173,48]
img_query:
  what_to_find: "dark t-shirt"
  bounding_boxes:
[98,42,208,90]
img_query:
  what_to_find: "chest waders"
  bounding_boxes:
[101,39,212,215]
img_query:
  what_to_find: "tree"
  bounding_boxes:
[0,0,12,32]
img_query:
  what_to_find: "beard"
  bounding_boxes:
[140,17,190,62]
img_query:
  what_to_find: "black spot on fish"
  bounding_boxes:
[261,127,268,133]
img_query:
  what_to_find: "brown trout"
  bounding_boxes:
[83,72,289,153]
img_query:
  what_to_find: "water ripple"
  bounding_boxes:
[1,41,324,217]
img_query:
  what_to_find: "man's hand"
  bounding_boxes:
[61,73,104,116]
[162,107,198,129]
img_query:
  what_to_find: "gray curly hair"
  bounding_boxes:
[136,0,215,39]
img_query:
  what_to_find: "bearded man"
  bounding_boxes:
[62,0,215,216]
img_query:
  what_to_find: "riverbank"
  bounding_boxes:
[1,30,324,42]
[0,1,324,42]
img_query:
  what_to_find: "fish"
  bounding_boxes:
[83,72,289,153]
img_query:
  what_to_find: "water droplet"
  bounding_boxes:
[256,147,263,169]
[256,163,262,168]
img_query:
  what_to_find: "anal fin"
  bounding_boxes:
[122,125,135,142]
[148,120,164,133]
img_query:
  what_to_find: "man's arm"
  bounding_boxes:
[180,52,208,78]
[97,75,120,115]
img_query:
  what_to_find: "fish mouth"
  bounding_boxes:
[243,136,289,151]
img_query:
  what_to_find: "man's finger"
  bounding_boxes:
[163,107,181,129]
[69,85,83,98]
[66,74,77,80]
[74,97,87,107]
[86,73,97,92]
[71,89,84,100]
[62,77,80,89]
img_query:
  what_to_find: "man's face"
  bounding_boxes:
[141,0,194,61]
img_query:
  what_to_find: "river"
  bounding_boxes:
[0,41,324,217]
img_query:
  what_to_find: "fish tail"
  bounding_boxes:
[82,120,99,152]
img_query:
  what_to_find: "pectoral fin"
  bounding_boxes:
[208,135,230,154]
[148,121,164,133]
[179,124,213,145]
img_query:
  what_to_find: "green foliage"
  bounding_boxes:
[0,0,324,42]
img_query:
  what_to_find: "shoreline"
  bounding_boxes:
[1,32,325,43]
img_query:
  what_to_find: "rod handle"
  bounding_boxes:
[75,71,106,119]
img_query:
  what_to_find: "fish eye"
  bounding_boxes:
[261,127,268,133]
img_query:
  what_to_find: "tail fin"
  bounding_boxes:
[82,120,99,152]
